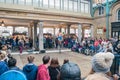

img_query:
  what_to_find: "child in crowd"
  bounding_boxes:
[23,56,38,80]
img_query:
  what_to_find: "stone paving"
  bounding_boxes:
[12,52,92,78]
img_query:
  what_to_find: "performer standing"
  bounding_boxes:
[57,30,63,53]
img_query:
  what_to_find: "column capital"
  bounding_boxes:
[78,23,84,26]
[38,21,43,24]
[29,22,34,27]
[34,20,38,23]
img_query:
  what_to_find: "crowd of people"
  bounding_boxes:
[0,34,78,54]
[0,36,33,54]
[71,37,120,56]
[1,34,120,56]
[0,35,120,80]
[0,49,119,80]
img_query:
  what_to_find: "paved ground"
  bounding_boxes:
[12,51,92,78]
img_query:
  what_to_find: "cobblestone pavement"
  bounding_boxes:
[13,52,92,78]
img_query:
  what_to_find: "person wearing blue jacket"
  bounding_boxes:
[0,61,9,75]
[0,52,9,75]
[23,56,38,80]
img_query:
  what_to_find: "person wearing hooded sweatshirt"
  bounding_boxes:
[37,55,50,80]
[0,53,9,75]
[23,56,38,80]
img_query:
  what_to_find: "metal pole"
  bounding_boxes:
[106,0,109,39]
[90,0,93,17]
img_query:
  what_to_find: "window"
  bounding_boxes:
[74,0,78,12]
[14,0,18,4]
[43,0,48,7]
[81,2,84,13]
[0,0,4,3]
[81,0,89,3]
[98,6,104,15]
[18,0,25,5]
[49,0,55,8]
[55,0,60,9]
[64,0,68,10]
[6,0,14,4]
[26,0,32,5]
[85,3,89,13]
[69,0,73,11]
[33,0,39,7]
[118,9,120,21]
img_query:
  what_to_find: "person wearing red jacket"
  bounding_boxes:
[37,55,50,80]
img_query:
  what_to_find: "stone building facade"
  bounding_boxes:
[93,0,120,39]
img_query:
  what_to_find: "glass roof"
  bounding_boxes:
[93,0,114,7]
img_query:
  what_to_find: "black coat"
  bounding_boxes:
[48,66,60,80]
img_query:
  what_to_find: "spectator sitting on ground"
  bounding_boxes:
[114,44,120,54]
[48,58,61,80]
[23,56,38,80]
[97,44,105,53]
[37,55,50,80]
[85,52,119,80]
[8,57,21,71]
[0,52,9,75]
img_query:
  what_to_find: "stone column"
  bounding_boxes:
[13,27,15,33]
[78,24,82,44]
[64,28,66,34]
[53,27,55,36]
[67,25,71,35]
[38,21,45,53]
[91,25,94,38]
[82,25,84,38]
[33,22,38,50]
[74,28,76,34]
[28,26,32,38]
[59,27,62,33]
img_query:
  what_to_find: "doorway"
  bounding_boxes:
[111,22,120,40]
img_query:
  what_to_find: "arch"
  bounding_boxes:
[110,1,120,22]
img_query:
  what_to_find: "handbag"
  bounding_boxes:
[56,68,60,80]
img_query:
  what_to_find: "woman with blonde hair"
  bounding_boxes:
[0,52,9,75]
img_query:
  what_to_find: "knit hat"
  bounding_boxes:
[92,52,114,73]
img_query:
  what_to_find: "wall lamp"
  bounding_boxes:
[0,21,5,26]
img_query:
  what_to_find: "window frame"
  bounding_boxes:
[98,6,104,15]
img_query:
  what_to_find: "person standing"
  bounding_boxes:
[23,56,38,80]
[0,52,9,75]
[18,39,24,55]
[48,58,61,80]
[37,55,50,80]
